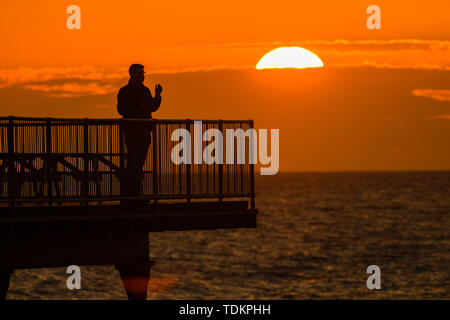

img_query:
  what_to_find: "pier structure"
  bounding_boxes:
[0,116,257,299]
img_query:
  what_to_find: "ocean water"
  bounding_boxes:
[7,172,450,299]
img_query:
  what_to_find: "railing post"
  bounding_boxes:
[7,117,15,202]
[250,120,255,210]
[46,118,53,205]
[185,120,191,203]
[218,120,224,203]
[152,119,158,204]
[83,118,89,204]
[119,120,124,200]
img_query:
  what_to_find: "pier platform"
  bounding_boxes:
[0,116,258,299]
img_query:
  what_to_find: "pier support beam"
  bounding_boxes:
[0,269,13,300]
[116,257,155,300]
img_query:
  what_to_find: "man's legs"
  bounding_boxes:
[123,125,151,198]
[134,129,151,196]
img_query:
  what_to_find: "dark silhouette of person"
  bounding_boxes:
[117,64,162,198]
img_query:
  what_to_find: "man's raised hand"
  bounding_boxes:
[155,84,163,95]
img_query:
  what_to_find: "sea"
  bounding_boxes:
[7,172,450,299]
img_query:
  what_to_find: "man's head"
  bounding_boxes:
[129,63,145,84]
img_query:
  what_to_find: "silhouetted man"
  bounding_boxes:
[117,64,162,198]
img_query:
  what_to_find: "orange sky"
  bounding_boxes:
[0,1,449,171]
[1,1,450,68]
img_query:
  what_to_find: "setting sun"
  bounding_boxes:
[256,47,324,70]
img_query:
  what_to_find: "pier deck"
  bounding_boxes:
[0,116,258,299]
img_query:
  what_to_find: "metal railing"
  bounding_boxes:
[0,116,255,208]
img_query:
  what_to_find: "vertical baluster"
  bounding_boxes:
[46,118,53,206]
[250,120,255,210]
[7,117,14,203]
[152,119,158,204]
[83,119,89,205]
[178,124,183,196]
[185,120,191,203]
[109,124,113,198]
[119,120,124,201]
[218,120,223,203]
[158,121,162,196]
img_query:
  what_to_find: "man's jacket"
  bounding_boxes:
[117,80,161,118]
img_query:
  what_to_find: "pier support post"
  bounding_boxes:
[0,269,13,300]
[116,257,155,300]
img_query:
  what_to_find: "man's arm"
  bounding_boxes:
[141,85,162,113]
[117,88,126,117]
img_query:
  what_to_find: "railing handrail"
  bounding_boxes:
[0,116,253,125]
